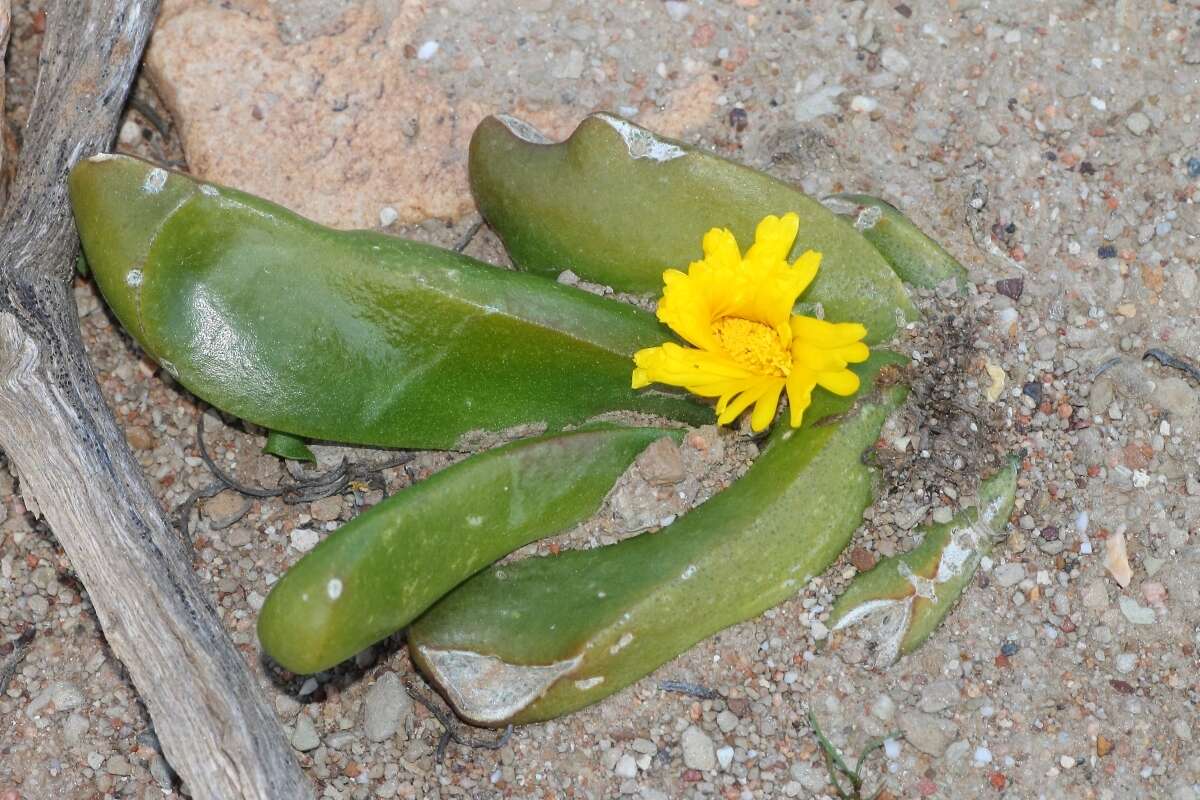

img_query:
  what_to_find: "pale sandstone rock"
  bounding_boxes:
[148,0,716,229]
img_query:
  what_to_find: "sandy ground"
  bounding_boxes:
[2,1,1199,799]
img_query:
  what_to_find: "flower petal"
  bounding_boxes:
[716,379,778,425]
[749,382,784,431]
[789,250,822,297]
[702,227,742,270]
[816,368,861,396]
[786,374,816,427]
[745,213,799,265]
[790,316,868,347]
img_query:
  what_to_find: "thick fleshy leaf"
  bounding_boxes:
[407,353,907,726]
[827,456,1018,667]
[263,430,316,463]
[823,193,969,290]
[469,114,916,343]
[68,155,707,450]
[258,426,675,674]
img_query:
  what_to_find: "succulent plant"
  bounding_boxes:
[68,155,707,453]
[258,426,677,674]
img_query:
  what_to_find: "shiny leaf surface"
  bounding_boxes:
[823,193,969,290]
[259,426,676,674]
[408,354,907,725]
[469,114,916,343]
[68,156,707,450]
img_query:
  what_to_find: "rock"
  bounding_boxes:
[631,738,657,755]
[613,753,638,779]
[25,681,83,718]
[880,47,911,75]
[291,715,321,752]
[146,2,712,229]
[849,546,877,572]
[610,477,686,532]
[850,95,878,113]
[681,725,717,771]
[636,438,686,485]
[105,754,132,776]
[202,490,250,528]
[945,739,970,764]
[897,711,957,756]
[63,712,89,742]
[790,761,828,792]
[1088,376,1114,413]
[149,754,177,789]
[1151,378,1199,428]
[1173,718,1193,741]
[362,672,412,743]
[50,682,84,711]
[917,680,960,713]
[870,694,896,722]
[716,709,739,733]
[716,745,734,770]
[27,595,49,618]
[1115,652,1137,673]
[290,527,321,553]
[226,527,254,548]
[275,694,302,719]
[975,120,1003,146]
[794,84,845,122]
[994,562,1025,588]
[1104,529,1133,588]
[125,425,155,451]
[1125,112,1151,136]
[309,496,343,523]
[1118,596,1155,625]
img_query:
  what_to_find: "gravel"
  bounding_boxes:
[2,1,1199,799]
[680,725,717,771]
[362,672,411,743]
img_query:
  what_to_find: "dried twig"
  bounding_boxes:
[658,679,720,700]
[1143,348,1200,385]
[173,413,415,534]
[404,678,513,764]
[127,95,172,140]
[453,217,484,253]
[0,2,311,796]
[0,629,36,694]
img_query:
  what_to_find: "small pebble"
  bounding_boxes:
[290,528,320,553]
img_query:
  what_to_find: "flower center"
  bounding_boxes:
[711,317,791,377]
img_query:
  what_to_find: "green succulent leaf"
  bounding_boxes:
[407,353,907,726]
[263,430,316,463]
[827,456,1018,667]
[469,113,916,343]
[822,193,970,291]
[259,426,679,674]
[68,155,708,451]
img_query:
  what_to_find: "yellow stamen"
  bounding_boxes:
[711,317,791,377]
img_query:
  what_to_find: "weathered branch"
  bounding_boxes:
[0,2,312,798]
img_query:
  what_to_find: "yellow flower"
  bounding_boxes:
[632,213,869,432]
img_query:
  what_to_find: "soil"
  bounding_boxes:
[2,2,1199,799]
